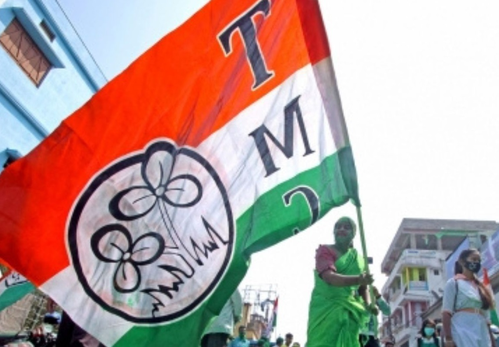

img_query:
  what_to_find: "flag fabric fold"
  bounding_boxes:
[0,0,360,345]
[263,296,278,338]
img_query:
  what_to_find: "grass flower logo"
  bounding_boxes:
[91,224,165,293]
[69,139,234,323]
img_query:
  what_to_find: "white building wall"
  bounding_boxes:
[382,249,450,347]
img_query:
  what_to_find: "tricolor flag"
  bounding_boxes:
[0,0,359,345]
[0,272,34,312]
[483,268,499,326]
[264,296,278,338]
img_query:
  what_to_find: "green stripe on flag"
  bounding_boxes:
[240,146,358,255]
[0,282,35,312]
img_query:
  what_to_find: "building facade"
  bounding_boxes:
[379,218,498,347]
[0,0,106,330]
[0,0,106,169]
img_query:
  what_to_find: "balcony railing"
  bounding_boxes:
[387,281,430,312]
[407,280,428,291]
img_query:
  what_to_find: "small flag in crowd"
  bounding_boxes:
[0,0,359,345]
[264,296,279,338]
[0,272,34,312]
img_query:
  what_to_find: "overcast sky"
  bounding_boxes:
[56,0,499,343]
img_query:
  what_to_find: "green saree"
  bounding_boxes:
[306,248,368,347]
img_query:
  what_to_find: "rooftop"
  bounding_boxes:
[381,218,498,274]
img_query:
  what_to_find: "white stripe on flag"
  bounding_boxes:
[198,60,344,218]
[41,267,134,346]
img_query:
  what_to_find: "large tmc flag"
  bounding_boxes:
[0,0,359,345]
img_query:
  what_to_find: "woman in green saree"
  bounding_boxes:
[306,217,373,347]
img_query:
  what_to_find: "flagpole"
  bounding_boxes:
[355,206,375,303]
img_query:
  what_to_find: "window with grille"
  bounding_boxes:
[0,18,52,86]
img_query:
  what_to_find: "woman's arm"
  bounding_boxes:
[321,270,373,287]
[441,311,454,346]
[376,296,391,316]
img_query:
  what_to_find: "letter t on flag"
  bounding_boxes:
[0,0,360,345]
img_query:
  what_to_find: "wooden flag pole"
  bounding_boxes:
[356,205,375,304]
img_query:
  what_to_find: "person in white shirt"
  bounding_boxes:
[441,248,496,347]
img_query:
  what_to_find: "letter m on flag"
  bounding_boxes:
[0,0,360,345]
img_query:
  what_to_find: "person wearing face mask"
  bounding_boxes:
[417,319,440,346]
[306,216,374,347]
[441,248,497,347]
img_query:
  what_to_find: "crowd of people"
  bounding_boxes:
[220,329,300,347]
[203,216,499,347]
[301,217,498,347]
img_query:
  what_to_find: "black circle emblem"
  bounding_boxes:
[68,140,234,323]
